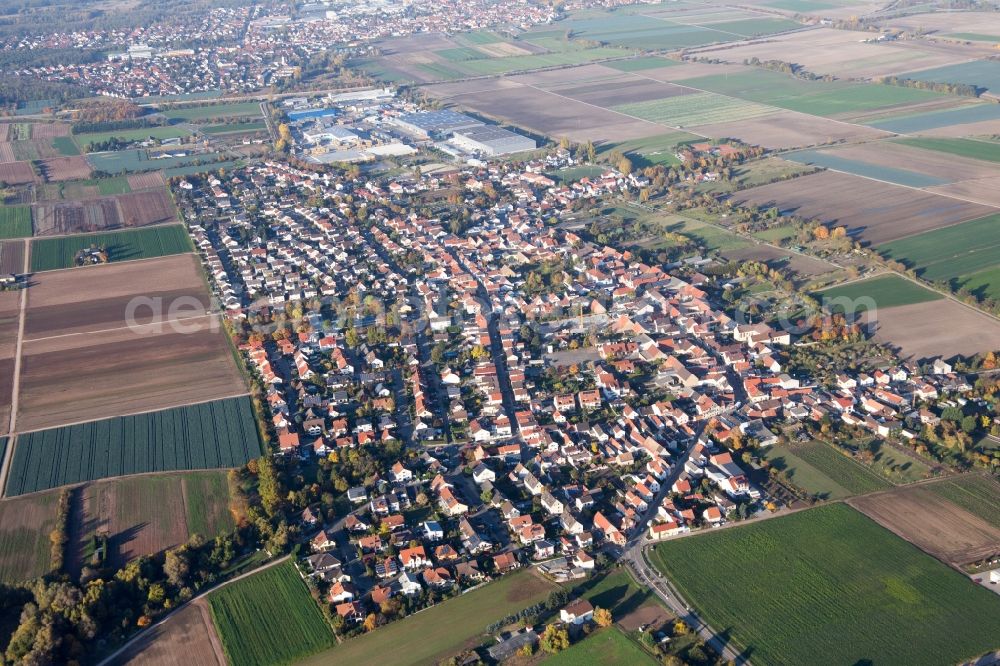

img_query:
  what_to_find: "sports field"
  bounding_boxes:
[301,568,557,666]
[652,504,1000,666]
[761,440,891,499]
[614,92,775,128]
[209,560,335,666]
[817,274,942,311]
[29,224,193,271]
[0,206,32,239]
[160,102,262,122]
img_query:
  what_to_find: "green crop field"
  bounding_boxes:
[75,126,191,147]
[301,568,557,666]
[5,396,262,496]
[435,46,485,62]
[29,224,193,271]
[51,136,80,156]
[182,472,237,536]
[604,56,680,72]
[0,490,60,583]
[458,31,503,45]
[877,214,1000,290]
[652,504,1000,665]
[680,71,943,116]
[926,474,1000,528]
[943,32,1000,42]
[867,102,1000,133]
[817,274,942,311]
[898,60,1000,94]
[762,440,890,499]
[209,560,334,666]
[0,205,32,238]
[93,176,132,195]
[543,628,657,665]
[614,92,776,128]
[784,149,947,188]
[160,102,262,122]
[894,136,1000,163]
[445,48,633,77]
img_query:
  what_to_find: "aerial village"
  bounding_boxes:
[171,93,981,639]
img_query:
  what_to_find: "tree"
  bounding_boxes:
[540,624,570,653]
[594,607,613,627]
[545,588,569,610]
[364,613,377,632]
[256,455,284,517]
[163,548,190,588]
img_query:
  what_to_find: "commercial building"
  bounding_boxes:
[450,125,536,156]
[392,110,483,138]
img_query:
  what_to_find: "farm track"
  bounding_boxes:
[0,239,30,495]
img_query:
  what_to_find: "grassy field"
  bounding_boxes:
[652,504,1000,665]
[94,176,132,195]
[784,149,946,188]
[598,131,699,167]
[441,48,634,77]
[75,126,191,146]
[926,474,1000,528]
[0,491,59,583]
[87,149,227,174]
[0,205,32,239]
[817,274,942,311]
[201,121,266,135]
[604,56,679,72]
[894,137,1000,163]
[51,136,80,156]
[696,157,815,194]
[762,440,891,499]
[458,30,503,45]
[943,32,1000,42]
[209,560,335,666]
[659,216,752,253]
[876,214,1000,293]
[160,102,262,122]
[542,627,657,665]
[5,396,262,496]
[301,568,557,666]
[614,92,776,128]
[545,164,607,183]
[577,567,666,618]
[867,439,934,484]
[29,224,193,271]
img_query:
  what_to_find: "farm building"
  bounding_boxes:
[450,125,536,156]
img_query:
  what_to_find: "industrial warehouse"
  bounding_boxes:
[392,109,536,156]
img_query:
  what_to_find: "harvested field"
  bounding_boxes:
[37,156,92,182]
[25,254,211,339]
[687,27,973,78]
[117,189,176,226]
[847,479,1000,565]
[70,472,234,572]
[0,490,59,582]
[0,161,37,185]
[0,239,25,274]
[0,290,19,434]
[928,177,1000,207]
[866,298,1000,359]
[726,170,995,244]
[29,123,70,139]
[11,138,61,161]
[0,143,14,163]
[127,171,165,190]
[425,79,666,143]
[553,77,694,108]
[887,10,1000,35]
[17,320,245,433]
[690,109,889,150]
[119,599,224,666]
[31,198,122,236]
